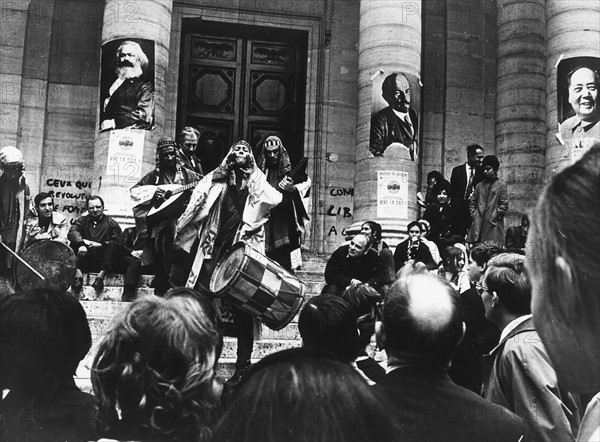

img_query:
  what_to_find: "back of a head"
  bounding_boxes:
[470,241,503,267]
[382,274,463,363]
[92,294,222,439]
[485,253,531,316]
[298,295,359,362]
[212,347,399,442]
[342,284,381,318]
[0,288,91,391]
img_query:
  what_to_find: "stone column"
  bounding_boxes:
[545,1,600,175]
[94,0,173,225]
[495,0,546,224]
[352,0,422,245]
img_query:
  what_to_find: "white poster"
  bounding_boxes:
[106,129,145,184]
[377,170,409,219]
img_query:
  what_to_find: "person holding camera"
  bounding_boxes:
[393,221,436,272]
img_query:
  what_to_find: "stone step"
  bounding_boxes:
[297,254,328,273]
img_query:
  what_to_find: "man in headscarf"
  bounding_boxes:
[130,137,200,295]
[256,135,310,270]
[176,140,282,384]
[0,146,30,281]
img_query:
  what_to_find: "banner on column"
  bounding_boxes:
[106,129,145,185]
[377,170,408,219]
[556,56,600,163]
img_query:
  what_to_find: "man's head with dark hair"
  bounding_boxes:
[566,67,599,123]
[468,241,503,283]
[382,73,411,113]
[298,295,360,362]
[378,274,464,365]
[361,221,383,246]
[466,144,485,167]
[0,288,92,392]
[34,192,54,221]
[481,253,531,326]
[87,195,105,221]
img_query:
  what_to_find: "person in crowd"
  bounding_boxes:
[528,144,600,442]
[177,126,204,175]
[468,154,508,245]
[375,271,530,442]
[0,146,29,282]
[417,170,447,209]
[211,347,400,442]
[19,192,69,252]
[423,180,462,254]
[257,135,311,271]
[176,140,281,385]
[417,219,441,265]
[370,72,418,160]
[68,195,122,293]
[450,144,485,238]
[439,245,470,293]
[131,137,200,296]
[505,214,529,254]
[393,221,436,271]
[118,226,144,301]
[342,284,386,383]
[448,241,501,393]
[322,233,386,296]
[197,130,226,173]
[480,253,580,442]
[361,220,395,285]
[559,67,599,148]
[100,40,154,131]
[0,288,95,442]
[92,293,222,442]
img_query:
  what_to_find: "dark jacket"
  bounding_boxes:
[68,214,122,249]
[450,163,484,236]
[375,366,531,442]
[393,238,436,271]
[324,245,385,290]
[101,76,153,130]
[369,106,419,159]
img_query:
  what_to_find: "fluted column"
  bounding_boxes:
[353,0,422,245]
[545,1,600,175]
[93,0,173,224]
[495,0,546,223]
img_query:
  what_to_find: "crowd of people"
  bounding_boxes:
[0,144,598,441]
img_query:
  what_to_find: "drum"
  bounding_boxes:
[210,242,306,331]
[16,240,77,293]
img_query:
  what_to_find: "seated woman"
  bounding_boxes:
[211,347,399,442]
[91,290,223,442]
[0,288,95,442]
[439,246,471,293]
[393,221,436,272]
[360,220,395,285]
[423,180,462,256]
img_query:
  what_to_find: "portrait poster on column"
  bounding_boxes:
[99,38,155,132]
[377,170,409,219]
[369,71,420,161]
[556,56,600,163]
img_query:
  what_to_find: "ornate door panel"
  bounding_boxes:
[179,23,307,166]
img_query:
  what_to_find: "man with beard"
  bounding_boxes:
[100,40,154,131]
[370,73,419,160]
[257,135,310,270]
[176,140,282,384]
[68,195,122,293]
[559,66,600,151]
[19,192,69,252]
[177,126,204,175]
[0,146,29,282]
[131,138,200,296]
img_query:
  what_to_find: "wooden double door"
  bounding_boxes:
[178,20,308,167]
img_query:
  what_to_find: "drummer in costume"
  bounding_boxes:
[19,192,69,252]
[176,140,282,384]
[0,146,30,282]
[257,136,310,271]
[130,138,200,296]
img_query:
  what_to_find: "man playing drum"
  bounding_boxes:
[19,192,69,252]
[176,140,282,385]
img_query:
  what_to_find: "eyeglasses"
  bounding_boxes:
[475,283,488,295]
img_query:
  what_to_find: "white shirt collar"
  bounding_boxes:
[392,109,409,120]
[499,314,532,343]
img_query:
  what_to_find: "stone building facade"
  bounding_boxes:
[1,0,599,255]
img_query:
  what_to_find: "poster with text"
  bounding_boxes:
[106,129,145,185]
[377,170,409,219]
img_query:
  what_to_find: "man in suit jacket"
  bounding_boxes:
[100,41,154,131]
[449,144,485,237]
[370,73,419,160]
[374,271,531,442]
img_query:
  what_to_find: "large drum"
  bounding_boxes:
[210,242,306,331]
[16,240,76,293]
